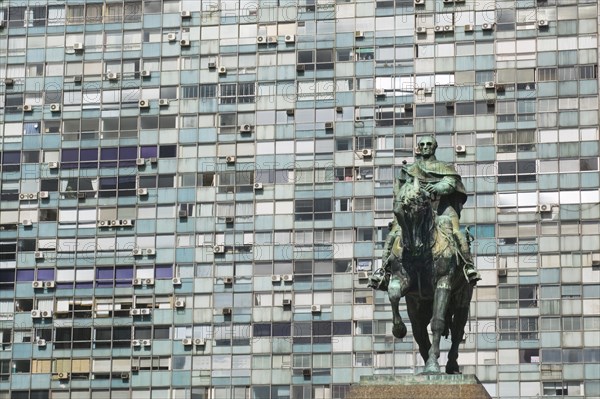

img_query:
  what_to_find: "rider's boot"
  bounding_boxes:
[455,232,481,286]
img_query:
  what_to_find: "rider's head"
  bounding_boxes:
[418,136,437,158]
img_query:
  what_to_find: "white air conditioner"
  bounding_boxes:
[178,210,188,218]
[455,145,467,154]
[132,279,143,286]
[140,309,151,316]
[484,81,496,89]
[272,275,281,282]
[434,26,443,32]
[224,277,233,285]
[180,39,190,47]
[311,305,321,313]
[355,31,364,38]
[253,183,263,190]
[144,279,154,286]
[213,245,225,254]
[538,204,552,212]
[137,188,148,196]
[23,104,33,112]
[172,277,182,285]
[132,339,142,346]
[283,299,292,306]
[48,162,59,169]
[158,99,169,106]
[324,122,334,129]
[31,310,41,318]
[106,72,118,80]
[121,219,133,226]
[58,372,69,380]
[482,23,494,31]
[362,149,373,158]
[73,42,84,50]
[130,309,141,316]
[285,34,295,43]
[141,70,151,77]
[44,281,55,289]
[194,338,206,346]
[239,124,253,132]
[22,220,33,226]
[537,20,548,28]
[182,338,193,346]
[416,27,426,34]
[218,66,227,74]
[358,272,369,279]
[36,339,47,347]
[267,36,277,43]
[149,157,158,164]
[175,300,186,308]
[282,274,293,282]
[42,310,53,318]
[375,88,386,97]
[50,103,61,112]
[444,25,454,32]
[32,281,43,289]
[208,61,217,69]
[145,248,156,256]
[34,252,44,259]
[121,372,130,380]
[222,307,232,315]
[443,0,453,3]
[167,33,177,41]
[39,191,49,199]
[73,75,82,83]
[181,10,191,18]
[132,248,142,256]
[256,35,267,43]
[136,158,146,166]
[138,99,149,108]
[414,0,424,4]
[464,24,474,32]
[226,155,236,163]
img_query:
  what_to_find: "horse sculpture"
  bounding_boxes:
[369,175,473,374]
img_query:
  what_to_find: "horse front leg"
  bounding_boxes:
[446,306,468,374]
[424,275,451,374]
[387,256,410,339]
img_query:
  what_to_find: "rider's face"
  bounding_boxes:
[418,139,436,157]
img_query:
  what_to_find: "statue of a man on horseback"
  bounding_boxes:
[369,135,480,374]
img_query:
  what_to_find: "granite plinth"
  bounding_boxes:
[346,374,492,399]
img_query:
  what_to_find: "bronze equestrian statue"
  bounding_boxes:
[369,135,480,374]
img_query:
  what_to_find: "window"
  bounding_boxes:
[497,160,536,183]
[294,199,332,221]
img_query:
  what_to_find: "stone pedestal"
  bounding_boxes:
[347,374,492,399]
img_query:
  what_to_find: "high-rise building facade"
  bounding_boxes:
[0,0,599,398]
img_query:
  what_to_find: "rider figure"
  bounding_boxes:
[390,135,481,286]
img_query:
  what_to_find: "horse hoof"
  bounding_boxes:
[445,360,460,375]
[392,322,407,339]
[423,359,441,374]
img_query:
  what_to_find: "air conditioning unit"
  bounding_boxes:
[272,275,281,282]
[311,305,321,313]
[106,72,118,80]
[136,158,146,166]
[139,99,149,108]
[132,279,143,286]
[121,219,133,226]
[44,281,55,289]
[416,27,426,34]
[497,269,507,277]
[375,88,386,97]
[208,61,217,69]
[537,20,548,28]
[130,309,141,316]
[158,99,169,106]
[296,64,305,72]
[285,34,295,43]
[444,25,454,32]
[144,279,154,286]
[167,33,177,41]
[218,66,227,74]
[226,155,236,163]
[214,245,225,254]
[282,274,293,282]
[145,248,156,256]
[253,182,263,190]
[39,191,49,199]
[362,149,373,158]
[225,217,234,224]
[32,281,43,289]
[239,124,253,133]
[175,299,186,308]
[414,0,424,4]
[335,106,343,113]
[140,309,152,316]
[141,340,151,347]
[455,145,467,154]
[181,10,191,18]
[434,26,443,32]
[182,338,193,346]
[141,70,151,77]
[355,31,364,39]
[464,24,474,32]
[443,0,453,3]
[538,204,552,212]
[58,372,69,380]
[36,339,47,347]
[50,103,61,112]
[48,162,59,169]
[324,121,334,130]
[482,23,494,31]
[121,372,130,380]
[484,81,496,89]
[222,308,232,315]
[132,248,142,256]
[34,252,44,259]
[73,75,83,83]
[286,109,295,116]
[137,188,148,196]
[132,339,142,346]
[194,338,205,346]
[172,277,182,285]
[180,39,190,47]
[131,365,139,372]
[149,157,158,164]
[283,299,292,306]
[23,104,33,112]
[42,310,53,318]
[267,36,277,43]
[22,220,33,227]
[4,78,14,86]
[256,35,267,43]
[73,42,84,50]
[178,210,188,218]
[77,192,86,200]
[223,277,233,285]
[31,310,42,318]
[358,272,369,280]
